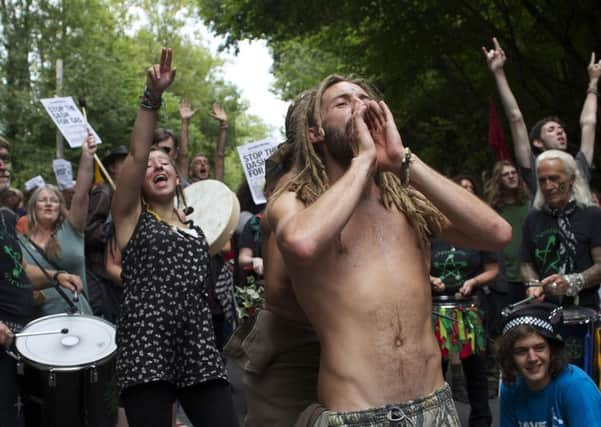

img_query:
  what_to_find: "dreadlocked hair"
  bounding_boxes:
[376,172,446,247]
[274,75,446,246]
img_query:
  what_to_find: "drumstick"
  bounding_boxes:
[432,311,459,323]
[507,295,535,310]
[15,328,69,338]
[79,98,116,191]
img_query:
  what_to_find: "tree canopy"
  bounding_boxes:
[199,0,601,183]
[0,0,270,190]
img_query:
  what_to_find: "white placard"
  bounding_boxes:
[52,159,73,190]
[236,138,280,205]
[40,97,102,148]
[24,175,45,192]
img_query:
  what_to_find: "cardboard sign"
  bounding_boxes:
[24,175,45,192]
[236,138,280,205]
[53,159,74,190]
[40,97,102,148]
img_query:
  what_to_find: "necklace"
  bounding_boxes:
[146,206,186,228]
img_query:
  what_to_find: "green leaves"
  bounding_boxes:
[197,0,601,182]
[0,0,270,190]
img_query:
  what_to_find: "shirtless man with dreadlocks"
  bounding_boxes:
[266,75,511,426]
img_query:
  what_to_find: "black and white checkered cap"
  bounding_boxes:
[501,303,564,343]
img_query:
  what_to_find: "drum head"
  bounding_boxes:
[15,314,116,370]
[562,306,599,323]
[183,180,240,255]
[432,295,478,308]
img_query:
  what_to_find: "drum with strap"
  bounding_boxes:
[558,305,601,388]
[432,295,486,360]
[183,180,240,255]
[13,313,117,427]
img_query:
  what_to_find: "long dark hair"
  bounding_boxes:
[484,160,530,211]
[495,325,569,384]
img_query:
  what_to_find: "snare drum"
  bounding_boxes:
[432,296,486,359]
[558,306,601,388]
[14,313,117,427]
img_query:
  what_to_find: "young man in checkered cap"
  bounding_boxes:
[496,303,601,426]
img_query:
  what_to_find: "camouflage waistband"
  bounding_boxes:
[326,383,460,427]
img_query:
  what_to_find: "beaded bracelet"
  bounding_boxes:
[140,87,162,110]
[399,148,413,186]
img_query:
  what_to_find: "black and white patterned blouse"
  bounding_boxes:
[116,209,226,391]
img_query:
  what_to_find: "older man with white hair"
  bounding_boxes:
[520,150,601,309]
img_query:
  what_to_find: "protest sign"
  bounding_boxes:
[24,175,45,192]
[53,159,74,190]
[40,97,102,148]
[236,138,280,205]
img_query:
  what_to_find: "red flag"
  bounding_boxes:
[488,97,511,160]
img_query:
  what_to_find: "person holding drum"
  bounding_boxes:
[18,134,97,316]
[521,150,601,310]
[496,303,601,426]
[0,206,83,427]
[430,235,498,427]
[111,48,238,427]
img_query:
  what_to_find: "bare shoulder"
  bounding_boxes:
[266,190,303,230]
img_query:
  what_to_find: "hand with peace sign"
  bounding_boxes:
[146,48,176,99]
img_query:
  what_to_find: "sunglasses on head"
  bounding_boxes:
[160,146,172,155]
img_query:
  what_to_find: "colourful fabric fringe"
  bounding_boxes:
[432,305,486,359]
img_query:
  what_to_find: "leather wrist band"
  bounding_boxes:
[52,270,66,282]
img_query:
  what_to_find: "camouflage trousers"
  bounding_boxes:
[305,383,460,427]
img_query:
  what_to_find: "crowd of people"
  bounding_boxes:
[1,39,601,427]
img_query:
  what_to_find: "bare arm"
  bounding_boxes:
[0,322,13,347]
[482,37,531,168]
[111,48,176,250]
[458,262,499,297]
[365,99,512,251]
[579,53,601,165]
[537,246,601,298]
[177,98,197,180]
[581,246,601,288]
[411,158,511,251]
[238,247,263,275]
[520,261,539,283]
[267,102,377,264]
[24,260,83,292]
[211,103,228,182]
[522,261,544,300]
[268,155,374,264]
[67,134,97,232]
[105,238,122,286]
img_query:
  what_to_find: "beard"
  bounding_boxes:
[322,120,355,167]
